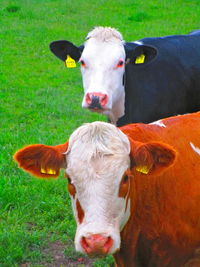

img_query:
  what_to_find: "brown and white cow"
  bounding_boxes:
[14,112,200,266]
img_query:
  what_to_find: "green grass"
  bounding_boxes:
[1,0,200,266]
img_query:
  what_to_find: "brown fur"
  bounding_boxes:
[114,112,200,266]
[14,142,68,178]
[76,199,85,224]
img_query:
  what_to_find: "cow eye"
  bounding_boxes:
[119,174,129,198]
[80,59,86,67]
[122,175,129,184]
[116,60,124,68]
[68,177,72,184]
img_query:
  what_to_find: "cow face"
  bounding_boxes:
[64,122,131,255]
[50,27,126,124]
[80,36,126,125]
[14,122,175,257]
[50,27,157,124]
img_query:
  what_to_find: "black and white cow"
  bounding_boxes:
[50,27,200,126]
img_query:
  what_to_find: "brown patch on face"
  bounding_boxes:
[76,199,85,224]
[66,174,76,198]
[118,170,131,198]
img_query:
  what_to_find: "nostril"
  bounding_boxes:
[100,94,108,106]
[103,236,113,253]
[81,236,90,252]
[85,93,92,105]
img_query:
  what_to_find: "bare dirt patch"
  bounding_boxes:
[40,240,94,267]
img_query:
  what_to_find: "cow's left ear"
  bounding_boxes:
[129,140,177,175]
[13,142,68,178]
[125,43,157,65]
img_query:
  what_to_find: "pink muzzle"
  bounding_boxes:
[81,234,113,256]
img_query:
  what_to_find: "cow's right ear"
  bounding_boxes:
[13,142,68,178]
[49,40,84,62]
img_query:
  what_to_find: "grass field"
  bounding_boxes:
[1,0,200,266]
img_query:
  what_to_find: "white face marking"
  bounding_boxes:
[65,122,131,254]
[190,142,200,156]
[120,198,131,231]
[133,40,143,45]
[80,28,126,124]
[150,119,166,128]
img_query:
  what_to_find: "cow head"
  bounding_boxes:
[14,122,175,256]
[50,27,157,124]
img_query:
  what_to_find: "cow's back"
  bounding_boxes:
[122,111,200,145]
[119,33,200,126]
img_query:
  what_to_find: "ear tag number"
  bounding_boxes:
[65,55,76,68]
[136,165,149,174]
[41,168,56,175]
[135,54,145,64]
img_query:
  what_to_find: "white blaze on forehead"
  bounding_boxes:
[150,119,166,128]
[83,27,125,66]
[190,142,200,156]
[86,26,124,42]
[66,122,130,177]
[65,121,131,254]
[67,119,129,148]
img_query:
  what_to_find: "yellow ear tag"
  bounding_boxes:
[65,55,76,68]
[41,168,56,175]
[135,54,145,64]
[136,165,149,174]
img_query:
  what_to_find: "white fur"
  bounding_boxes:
[133,40,143,45]
[81,27,126,124]
[190,142,200,156]
[65,122,131,254]
[150,119,166,128]
[86,26,124,42]
[120,198,131,231]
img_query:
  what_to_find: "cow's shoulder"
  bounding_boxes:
[120,113,200,144]
[120,122,162,143]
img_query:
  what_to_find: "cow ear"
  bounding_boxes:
[13,142,68,178]
[125,43,157,65]
[129,140,176,175]
[49,40,83,62]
